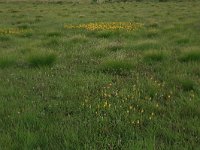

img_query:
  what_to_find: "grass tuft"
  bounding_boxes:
[28,52,57,67]
[17,23,30,29]
[0,35,11,41]
[143,50,168,62]
[179,50,200,62]
[90,50,107,58]
[131,40,161,51]
[146,29,159,38]
[0,56,16,69]
[95,30,116,38]
[192,67,200,77]
[44,38,61,48]
[99,59,133,75]
[175,38,190,45]
[147,21,159,28]
[179,79,195,91]
[107,42,123,52]
[47,32,62,37]
[69,34,88,43]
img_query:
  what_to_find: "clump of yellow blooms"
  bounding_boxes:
[81,81,160,129]
[64,22,143,31]
[0,28,26,35]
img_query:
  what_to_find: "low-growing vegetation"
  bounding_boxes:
[143,50,168,62]
[28,52,57,67]
[0,0,200,149]
[100,59,133,75]
[0,56,16,69]
[180,50,200,62]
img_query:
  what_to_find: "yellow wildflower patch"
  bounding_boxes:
[64,22,143,31]
[0,28,26,35]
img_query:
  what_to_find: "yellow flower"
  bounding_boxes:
[64,22,143,31]
[103,101,108,108]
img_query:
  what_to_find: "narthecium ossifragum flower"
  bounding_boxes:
[0,28,26,35]
[64,22,143,31]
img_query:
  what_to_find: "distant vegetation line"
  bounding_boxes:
[1,0,197,3]
[82,0,190,1]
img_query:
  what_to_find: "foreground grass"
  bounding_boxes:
[0,1,200,149]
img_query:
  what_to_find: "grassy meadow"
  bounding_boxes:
[0,0,200,149]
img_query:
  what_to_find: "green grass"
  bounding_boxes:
[94,30,117,38]
[106,41,123,51]
[143,50,168,62]
[100,59,134,75]
[131,40,161,51]
[69,34,88,43]
[28,52,57,67]
[0,56,16,69]
[0,0,200,149]
[179,79,196,91]
[180,50,200,62]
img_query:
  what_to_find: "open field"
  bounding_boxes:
[0,0,200,149]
